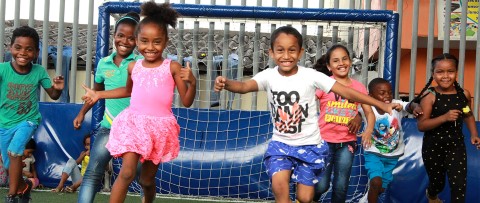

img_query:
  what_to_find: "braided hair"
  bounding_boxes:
[411,53,467,103]
[137,1,179,38]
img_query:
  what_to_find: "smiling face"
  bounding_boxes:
[369,82,393,104]
[114,23,137,58]
[269,33,304,76]
[136,22,168,66]
[10,36,38,69]
[327,47,351,79]
[432,59,457,91]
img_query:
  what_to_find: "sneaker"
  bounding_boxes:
[4,195,18,203]
[17,179,32,203]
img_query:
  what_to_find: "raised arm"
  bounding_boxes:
[44,76,65,100]
[82,62,134,104]
[214,76,258,94]
[330,82,397,115]
[171,61,196,107]
[73,82,104,129]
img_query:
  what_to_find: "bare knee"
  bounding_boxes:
[118,168,136,182]
[297,195,313,203]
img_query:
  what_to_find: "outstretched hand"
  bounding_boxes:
[52,76,65,91]
[214,76,227,92]
[81,84,99,105]
[180,62,195,84]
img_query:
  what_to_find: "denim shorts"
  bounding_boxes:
[364,152,399,189]
[0,121,38,169]
[264,140,329,186]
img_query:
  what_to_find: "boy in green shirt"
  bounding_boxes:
[0,26,64,203]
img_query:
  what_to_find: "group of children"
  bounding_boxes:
[0,1,479,203]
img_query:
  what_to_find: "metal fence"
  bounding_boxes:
[0,0,478,120]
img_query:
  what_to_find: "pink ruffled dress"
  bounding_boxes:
[106,59,180,165]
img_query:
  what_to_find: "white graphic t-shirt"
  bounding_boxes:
[253,66,335,146]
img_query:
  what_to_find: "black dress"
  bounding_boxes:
[422,87,467,203]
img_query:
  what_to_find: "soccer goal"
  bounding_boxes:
[95,1,398,202]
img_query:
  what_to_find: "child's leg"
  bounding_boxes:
[329,142,355,203]
[364,152,385,203]
[367,177,382,203]
[109,152,140,203]
[296,183,315,203]
[271,170,292,203]
[7,155,25,195]
[2,122,37,196]
[53,172,69,191]
[422,136,447,199]
[313,143,335,201]
[139,161,160,203]
[445,142,467,202]
[54,158,78,191]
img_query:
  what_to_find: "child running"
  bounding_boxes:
[72,11,142,202]
[214,26,398,203]
[361,78,419,203]
[81,2,196,203]
[313,44,376,203]
[0,25,64,203]
[414,53,480,203]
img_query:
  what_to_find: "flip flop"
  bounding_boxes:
[65,186,76,193]
[51,187,64,193]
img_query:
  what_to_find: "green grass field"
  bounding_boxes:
[0,188,265,203]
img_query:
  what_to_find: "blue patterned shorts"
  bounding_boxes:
[264,140,329,186]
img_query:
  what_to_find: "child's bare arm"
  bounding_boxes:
[417,93,461,131]
[360,104,375,149]
[462,90,479,148]
[44,76,65,100]
[76,151,87,164]
[214,76,258,94]
[74,82,105,129]
[172,61,196,107]
[330,82,393,114]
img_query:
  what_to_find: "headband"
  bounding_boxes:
[115,16,139,29]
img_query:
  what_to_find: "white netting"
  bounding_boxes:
[109,16,388,202]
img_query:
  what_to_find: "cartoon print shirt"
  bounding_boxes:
[253,66,335,146]
[360,99,409,157]
[316,78,367,143]
[0,62,52,128]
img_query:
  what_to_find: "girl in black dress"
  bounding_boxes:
[413,53,480,203]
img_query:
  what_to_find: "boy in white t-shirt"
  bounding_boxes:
[214,26,399,203]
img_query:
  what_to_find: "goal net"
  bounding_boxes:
[96,2,399,202]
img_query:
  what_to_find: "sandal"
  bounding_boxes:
[51,187,64,193]
[426,189,443,203]
[65,186,76,193]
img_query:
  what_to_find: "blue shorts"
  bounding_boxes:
[364,152,399,189]
[264,140,329,186]
[0,121,38,169]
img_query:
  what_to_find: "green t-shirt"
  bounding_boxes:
[0,62,52,128]
[95,52,140,128]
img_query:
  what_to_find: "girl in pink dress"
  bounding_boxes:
[82,2,196,202]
